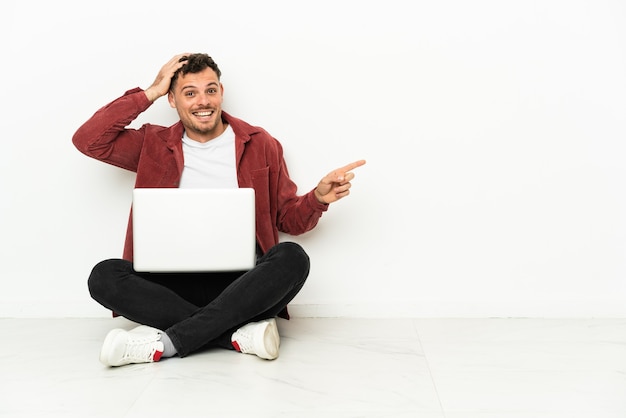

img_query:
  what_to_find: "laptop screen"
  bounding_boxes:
[132,188,256,273]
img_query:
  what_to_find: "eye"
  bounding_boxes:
[185,91,195,97]
[208,88,217,94]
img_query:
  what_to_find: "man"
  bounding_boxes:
[73,53,365,367]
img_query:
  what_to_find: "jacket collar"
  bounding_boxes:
[162,110,261,149]
[160,111,263,174]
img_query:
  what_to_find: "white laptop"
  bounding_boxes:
[132,188,256,273]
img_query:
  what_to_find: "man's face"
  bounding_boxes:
[168,67,225,142]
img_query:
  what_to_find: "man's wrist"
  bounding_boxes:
[144,87,162,103]
[314,189,327,205]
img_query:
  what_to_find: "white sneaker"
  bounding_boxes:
[231,318,280,360]
[99,326,164,367]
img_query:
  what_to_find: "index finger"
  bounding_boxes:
[337,159,367,174]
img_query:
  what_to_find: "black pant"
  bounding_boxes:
[87,242,309,357]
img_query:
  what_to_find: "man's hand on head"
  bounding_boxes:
[144,53,192,102]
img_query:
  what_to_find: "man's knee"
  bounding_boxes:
[87,258,126,302]
[276,242,310,278]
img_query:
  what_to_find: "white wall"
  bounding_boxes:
[1,0,625,318]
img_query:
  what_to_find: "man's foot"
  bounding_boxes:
[231,318,280,360]
[99,326,164,367]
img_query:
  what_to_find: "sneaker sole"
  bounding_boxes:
[257,319,280,360]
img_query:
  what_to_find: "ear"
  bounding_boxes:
[167,91,176,109]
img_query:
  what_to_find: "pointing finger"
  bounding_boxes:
[337,159,366,174]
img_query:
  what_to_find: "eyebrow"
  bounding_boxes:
[181,82,219,91]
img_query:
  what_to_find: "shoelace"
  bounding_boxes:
[122,334,161,361]
[233,329,256,353]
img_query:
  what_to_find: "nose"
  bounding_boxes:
[195,93,211,106]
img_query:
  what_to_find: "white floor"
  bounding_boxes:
[1,317,625,418]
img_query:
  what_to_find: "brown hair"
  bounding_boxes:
[170,53,222,90]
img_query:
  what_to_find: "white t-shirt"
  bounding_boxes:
[178,125,238,189]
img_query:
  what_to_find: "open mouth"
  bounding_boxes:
[193,110,214,118]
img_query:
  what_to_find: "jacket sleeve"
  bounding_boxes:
[273,142,329,236]
[278,187,329,236]
[72,88,153,173]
